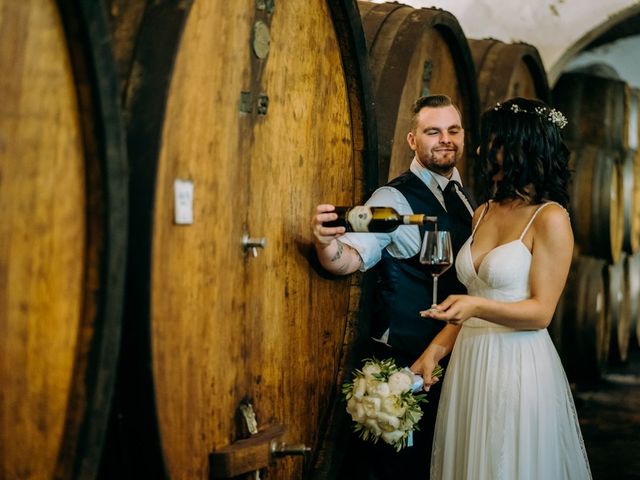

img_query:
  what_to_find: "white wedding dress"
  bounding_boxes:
[430,203,592,480]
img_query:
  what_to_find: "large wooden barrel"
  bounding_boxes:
[105,1,376,479]
[606,255,632,364]
[627,251,640,349]
[469,39,550,111]
[553,70,628,151]
[0,1,128,479]
[550,249,580,362]
[569,145,624,264]
[627,87,640,150]
[105,0,148,97]
[559,256,609,382]
[622,148,640,254]
[357,1,480,186]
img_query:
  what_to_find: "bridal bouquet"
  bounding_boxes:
[342,358,443,451]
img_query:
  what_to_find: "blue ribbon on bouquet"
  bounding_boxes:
[404,368,424,447]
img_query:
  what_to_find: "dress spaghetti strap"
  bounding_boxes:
[518,202,562,240]
[471,202,491,238]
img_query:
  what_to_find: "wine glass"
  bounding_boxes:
[419,230,453,309]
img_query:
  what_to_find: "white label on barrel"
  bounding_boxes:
[346,206,372,232]
[174,179,194,225]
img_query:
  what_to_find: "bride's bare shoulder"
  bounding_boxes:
[539,202,570,221]
[534,203,572,238]
[472,201,491,222]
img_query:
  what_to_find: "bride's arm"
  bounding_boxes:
[424,204,573,330]
[409,204,488,387]
[411,324,461,388]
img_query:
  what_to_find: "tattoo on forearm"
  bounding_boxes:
[330,240,344,262]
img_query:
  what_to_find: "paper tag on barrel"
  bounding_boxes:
[174,179,194,225]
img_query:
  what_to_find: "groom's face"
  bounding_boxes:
[407,105,464,178]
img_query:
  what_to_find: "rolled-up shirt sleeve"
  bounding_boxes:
[339,187,421,271]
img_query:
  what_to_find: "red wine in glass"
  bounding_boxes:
[419,230,453,308]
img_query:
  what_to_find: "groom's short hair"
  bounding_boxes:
[410,94,462,131]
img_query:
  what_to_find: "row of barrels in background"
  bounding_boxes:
[1,0,638,479]
[551,70,640,382]
[358,1,550,188]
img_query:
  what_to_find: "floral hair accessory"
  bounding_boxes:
[493,102,568,129]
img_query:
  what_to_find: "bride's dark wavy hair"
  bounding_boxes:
[476,97,571,208]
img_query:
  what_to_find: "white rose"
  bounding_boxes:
[365,378,381,395]
[346,397,357,416]
[365,418,382,436]
[382,395,406,417]
[374,382,391,398]
[376,411,400,431]
[347,397,367,423]
[347,397,357,415]
[381,430,405,445]
[388,371,412,394]
[362,396,381,417]
[362,362,382,380]
[353,377,367,399]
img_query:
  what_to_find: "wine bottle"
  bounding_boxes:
[323,206,437,233]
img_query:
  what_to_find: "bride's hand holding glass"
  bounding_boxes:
[420,294,478,325]
[419,230,453,310]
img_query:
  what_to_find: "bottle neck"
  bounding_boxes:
[402,214,437,225]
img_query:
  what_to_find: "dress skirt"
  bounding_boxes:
[430,320,592,480]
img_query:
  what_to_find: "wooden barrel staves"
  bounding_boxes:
[569,145,624,264]
[357,1,480,186]
[550,284,567,358]
[625,253,640,348]
[0,1,128,478]
[606,255,632,365]
[629,252,640,349]
[553,70,628,152]
[105,1,376,479]
[559,256,610,382]
[469,39,550,111]
[105,0,149,98]
[627,87,640,151]
[622,148,640,254]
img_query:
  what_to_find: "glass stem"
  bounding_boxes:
[432,275,438,308]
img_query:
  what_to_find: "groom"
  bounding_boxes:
[312,95,475,478]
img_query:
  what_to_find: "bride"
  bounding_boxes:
[411,97,592,479]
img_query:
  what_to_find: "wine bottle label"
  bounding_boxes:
[346,206,373,232]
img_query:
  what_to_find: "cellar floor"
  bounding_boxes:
[575,346,640,480]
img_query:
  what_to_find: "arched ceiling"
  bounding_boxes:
[368,0,640,84]
[586,11,640,48]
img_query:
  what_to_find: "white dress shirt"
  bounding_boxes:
[339,156,465,272]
